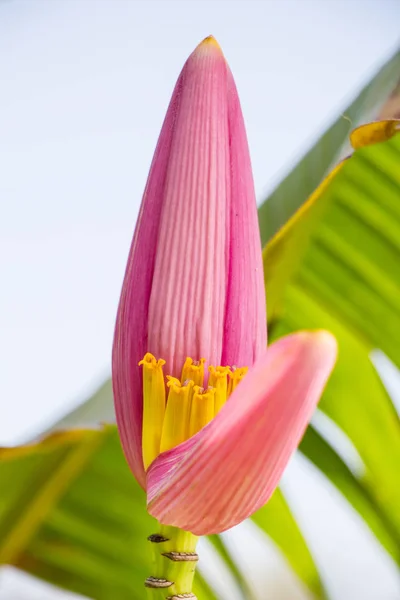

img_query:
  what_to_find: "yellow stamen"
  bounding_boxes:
[139,353,166,470]
[181,357,206,387]
[160,378,194,453]
[228,367,248,397]
[189,386,215,437]
[208,365,230,415]
[140,353,248,467]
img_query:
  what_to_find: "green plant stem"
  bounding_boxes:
[146,523,199,599]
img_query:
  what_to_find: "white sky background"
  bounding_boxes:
[0,0,400,599]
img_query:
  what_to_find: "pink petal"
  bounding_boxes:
[145,36,266,377]
[112,37,266,487]
[147,38,230,377]
[146,331,337,535]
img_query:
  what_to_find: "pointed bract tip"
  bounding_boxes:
[202,35,221,47]
[194,35,224,55]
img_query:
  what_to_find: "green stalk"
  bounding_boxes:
[145,523,199,599]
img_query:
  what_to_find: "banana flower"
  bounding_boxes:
[112,36,337,598]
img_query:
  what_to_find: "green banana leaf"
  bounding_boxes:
[258,48,400,244]
[0,429,217,600]
[299,425,399,562]
[262,126,400,560]
[295,134,400,367]
[0,423,323,599]
[251,488,327,599]
[272,283,400,562]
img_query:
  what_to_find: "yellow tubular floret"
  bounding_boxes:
[140,352,249,467]
[189,386,216,437]
[139,353,166,470]
[228,367,248,397]
[160,378,194,453]
[181,357,206,386]
[208,365,230,414]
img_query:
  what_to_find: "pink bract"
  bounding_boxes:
[112,37,337,535]
[112,37,266,488]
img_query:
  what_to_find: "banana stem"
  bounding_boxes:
[145,523,199,599]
